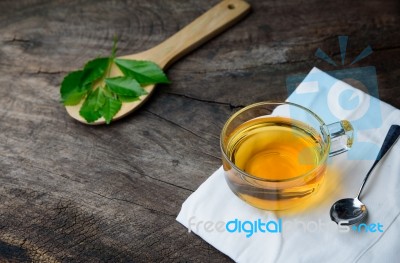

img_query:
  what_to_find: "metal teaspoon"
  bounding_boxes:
[330,125,400,225]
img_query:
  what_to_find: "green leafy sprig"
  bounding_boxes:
[60,40,169,124]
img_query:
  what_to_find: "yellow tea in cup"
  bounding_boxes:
[221,102,353,210]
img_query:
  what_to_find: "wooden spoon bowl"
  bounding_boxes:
[65,0,251,124]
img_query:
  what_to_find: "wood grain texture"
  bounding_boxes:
[0,0,399,262]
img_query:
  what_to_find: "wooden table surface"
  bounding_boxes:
[1,0,399,262]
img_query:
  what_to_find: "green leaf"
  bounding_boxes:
[105,76,148,97]
[79,88,105,123]
[60,58,109,106]
[60,70,90,105]
[100,96,122,124]
[114,59,170,85]
[118,95,141,102]
[93,88,106,111]
[60,39,171,124]
[81,57,110,86]
[111,36,118,58]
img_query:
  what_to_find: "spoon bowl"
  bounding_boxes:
[65,0,251,124]
[65,52,158,124]
[330,125,400,226]
[330,198,367,225]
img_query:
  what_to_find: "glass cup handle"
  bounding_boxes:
[326,120,354,156]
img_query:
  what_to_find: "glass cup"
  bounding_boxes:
[220,102,353,211]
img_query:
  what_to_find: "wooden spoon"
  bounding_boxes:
[65,0,251,124]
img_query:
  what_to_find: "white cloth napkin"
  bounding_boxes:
[176,67,400,263]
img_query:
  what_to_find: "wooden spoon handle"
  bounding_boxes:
[133,0,251,68]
